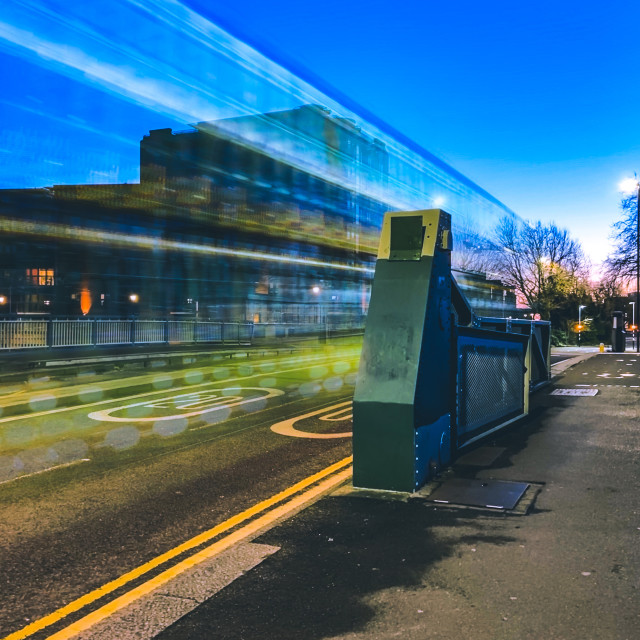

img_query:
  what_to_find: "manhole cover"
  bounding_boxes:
[426,478,529,510]
[551,388,598,396]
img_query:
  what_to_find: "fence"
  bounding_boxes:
[0,318,254,351]
[0,318,364,352]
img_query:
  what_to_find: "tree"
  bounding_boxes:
[494,217,590,324]
[604,191,637,284]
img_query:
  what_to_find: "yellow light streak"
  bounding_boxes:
[0,216,374,273]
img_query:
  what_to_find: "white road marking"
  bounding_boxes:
[88,388,284,423]
[270,401,352,439]
[0,356,355,425]
[0,458,91,486]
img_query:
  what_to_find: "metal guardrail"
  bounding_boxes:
[96,320,131,346]
[0,318,255,351]
[134,320,166,344]
[0,319,48,349]
[51,319,92,347]
[0,318,364,352]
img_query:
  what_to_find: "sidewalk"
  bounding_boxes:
[88,350,640,639]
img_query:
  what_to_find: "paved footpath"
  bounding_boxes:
[110,351,640,639]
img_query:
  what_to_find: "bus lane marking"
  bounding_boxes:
[270,401,352,439]
[0,355,355,425]
[88,388,284,422]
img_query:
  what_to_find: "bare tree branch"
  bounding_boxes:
[605,193,637,284]
[493,216,589,319]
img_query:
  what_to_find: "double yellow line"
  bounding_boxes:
[3,457,353,640]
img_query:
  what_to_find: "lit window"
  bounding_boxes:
[26,268,55,286]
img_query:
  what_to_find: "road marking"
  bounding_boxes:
[270,401,353,439]
[87,388,283,423]
[0,459,90,486]
[0,356,356,425]
[1,456,353,640]
[45,467,352,640]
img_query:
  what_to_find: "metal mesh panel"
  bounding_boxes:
[457,343,524,439]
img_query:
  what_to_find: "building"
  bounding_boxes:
[0,105,515,322]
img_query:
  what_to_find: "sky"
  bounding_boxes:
[1,0,639,274]
[201,0,640,273]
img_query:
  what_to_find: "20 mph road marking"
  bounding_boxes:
[270,401,353,439]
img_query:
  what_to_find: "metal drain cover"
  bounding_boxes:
[426,478,529,510]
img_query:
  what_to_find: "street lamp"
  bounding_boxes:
[578,304,586,346]
[619,177,640,353]
[631,301,636,349]
[0,288,11,314]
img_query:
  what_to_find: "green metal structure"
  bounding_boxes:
[353,210,454,492]
[353,209,550,493]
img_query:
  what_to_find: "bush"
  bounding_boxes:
[551,329,569,346]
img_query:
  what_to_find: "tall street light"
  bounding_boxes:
[619,177,640,353]
[578,304,586,346]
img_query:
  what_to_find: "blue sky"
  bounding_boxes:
[1,0,639,271]
[201,0,640,271]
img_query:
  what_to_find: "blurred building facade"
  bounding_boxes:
[0,105,515,321]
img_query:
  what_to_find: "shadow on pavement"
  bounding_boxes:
[157,496,517,640]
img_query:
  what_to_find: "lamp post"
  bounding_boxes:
[619,177,640,353]
[310,284,327,340]
[0,287,12,314]
[631,301,636,349]
[128,293,139,318]
[578,304,586,347]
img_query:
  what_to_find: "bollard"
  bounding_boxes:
[611,311,626,352]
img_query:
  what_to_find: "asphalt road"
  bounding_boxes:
[6,346,634,639]
[0,340,360,637]
[154,351,640,640]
